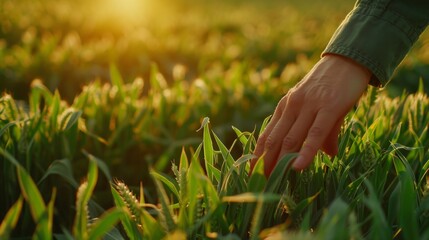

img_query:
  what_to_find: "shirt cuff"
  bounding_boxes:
[322,4,426,87]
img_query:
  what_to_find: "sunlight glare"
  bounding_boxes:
[104,0,148,25]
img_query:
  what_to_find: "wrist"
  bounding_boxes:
[322,53,372,85]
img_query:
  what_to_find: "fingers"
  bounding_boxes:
[260,110,298,176]
[251,99,344,175]
[292,109,337,170]
[251,93,337,175]
[252,99,284,160]
[321,118,343,156]
[251,96,290,173]
[276,108,315,166]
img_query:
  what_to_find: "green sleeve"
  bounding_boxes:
[322,0,429,86]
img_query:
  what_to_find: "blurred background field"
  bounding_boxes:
[0,0,339,100]
[1,0,428,100]
[1,0,429,237]
[0,0,424,99]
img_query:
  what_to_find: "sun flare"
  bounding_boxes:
[103,0,148,25]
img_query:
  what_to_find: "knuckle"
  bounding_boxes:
[264,135,277,151]
[276,95,289,111]
[301,143,318,155]
[282,135,299,151]
[287,92,301,106]
[278,95,288,106]
[258,132,268,142]
[308,126,324,138]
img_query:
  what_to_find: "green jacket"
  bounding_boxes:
[322,0,429,86]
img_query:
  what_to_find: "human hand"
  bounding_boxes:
[251,54,371,176]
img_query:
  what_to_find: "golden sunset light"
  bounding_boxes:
[1,0,429,238]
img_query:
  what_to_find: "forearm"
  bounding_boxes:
[322,0,429,86]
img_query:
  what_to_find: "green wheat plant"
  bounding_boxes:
[109,84,429,238]
[1,78,429,239]
[0,149,125,239]
[110,116,306,239]
[118,86,427,239]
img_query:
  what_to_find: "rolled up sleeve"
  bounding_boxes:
[322,0,429,86]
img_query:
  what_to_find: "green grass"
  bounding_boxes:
[1,82,429,238]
